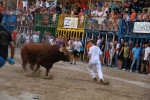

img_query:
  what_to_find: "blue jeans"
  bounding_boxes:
[114,54,118,67]
[0,56,6,68]
[130,57,140,71]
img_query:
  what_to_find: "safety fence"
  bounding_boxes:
[2,14,34,32]
[118,20,150,43]
[34,14,58,36]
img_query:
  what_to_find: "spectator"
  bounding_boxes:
[142,10,148,22]
[117,39,124,69]
[83,8,88,14]
[0,2,4,14]
[81,2,87,10]
[115,40,119,68]
[130,43,141,72]
[24,32,30,45]
[109,39,115,67]
[45,0,50,8]
[130,9,136,30]
[32,32,39,43]
[123,42,129,71]
[133,0,139,12]
[140,42,150,74]
[18,0,23,11]
[71,37,82,65]
[12,30,17,48]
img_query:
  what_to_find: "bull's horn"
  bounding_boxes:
[59,48,63,52]
[64,52,67,55]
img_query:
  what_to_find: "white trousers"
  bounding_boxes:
[87,60,104,80]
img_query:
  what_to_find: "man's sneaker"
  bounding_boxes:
[100,79,109,85]
[93,78,97,81]
[122,68,126,71]
[130,70,132,72]
[70,62,72,64]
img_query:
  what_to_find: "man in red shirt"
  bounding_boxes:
[81,2,87,10]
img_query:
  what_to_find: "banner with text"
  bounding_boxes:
[133,22,150,33]
[64,17,78,28]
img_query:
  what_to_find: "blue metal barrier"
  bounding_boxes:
[2,15,17,32]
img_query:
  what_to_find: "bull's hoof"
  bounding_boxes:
[25,72,39,77]
[37,70,42,74]
[43,75,53,79]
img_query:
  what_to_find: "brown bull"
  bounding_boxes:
[21,43,70,78]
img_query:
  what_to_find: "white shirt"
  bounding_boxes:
[45,1,50,8]
[33,35,39,43]
[89,45,102,62]
[144,47,150,60]
[97,11,103,17]
[49,38,55,45]
[73,41,82,52]
[97,39,102,47]
[110,42,115,52]
[22,1,27,7]
[116,43,120,54]
[68,40,73,50]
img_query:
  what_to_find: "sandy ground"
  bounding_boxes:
[0,49,150,100]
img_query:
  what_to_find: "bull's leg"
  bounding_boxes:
[30,63,36,71]
[34,64,40,72]
[22,60,28,72]
[44,64,53,79]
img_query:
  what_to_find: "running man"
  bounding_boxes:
[86,40,109,85]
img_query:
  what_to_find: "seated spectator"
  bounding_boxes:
[142,10,148,22]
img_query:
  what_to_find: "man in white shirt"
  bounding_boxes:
[45,0,50,8]
[140,42,150,74]
[86,40,109,85]
[22,0,27,12]
[70,37,82,65]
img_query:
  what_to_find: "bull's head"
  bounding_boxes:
[59,47,70,62]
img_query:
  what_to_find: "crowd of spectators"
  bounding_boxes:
[1,0,150,75]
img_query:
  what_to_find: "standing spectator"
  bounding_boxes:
[130,43,141,72]
[139,0,145,12]
[18,0,23,11]
[136,11,142,22]
[97,8,104,30]
[96,36,102,47]
[56,36,61,46]
[24,32,30,45]
[16,30,21,50]
[105,38,110,66]
[12,30,17,48]
[22,0,28,12]
[142,10,148,22]
[123,11,131,34]
[117,39,124,69]
[45,0,50,8]
[100,37,105,64]
[32,32,39,43]
[71,37,82,65]
[133,0,139,12]
[109,39,115,67]
[140,42,150,73]
[129,40,134,68]
[115,40,119,68]
[0,14,15,68]
[130,9,136,29]
[123,42,129,71]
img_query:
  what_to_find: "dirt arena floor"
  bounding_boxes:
[0,49,150,100]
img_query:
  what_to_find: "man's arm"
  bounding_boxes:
[9,41,15,59]
[100,54,104,64]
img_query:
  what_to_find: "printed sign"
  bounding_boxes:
[64,17,78,28]
[133,22,150,33]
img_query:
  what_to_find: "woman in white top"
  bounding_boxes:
[24,32,30,45]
